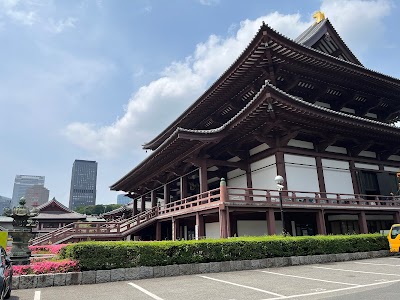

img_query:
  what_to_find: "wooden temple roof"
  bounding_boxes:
[111,80,400,192]
[294,19,362,66]
[143,19,400,151]
[33,197,86,220]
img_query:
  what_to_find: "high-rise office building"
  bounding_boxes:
[0,196,11,215]
[69,160,98,210]
[117,194,131,205]
[11,175,45,207]
[25,185,49,208]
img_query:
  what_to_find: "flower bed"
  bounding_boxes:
[13,259,80,275]
[6,244,79,275]
[29,244,67,255]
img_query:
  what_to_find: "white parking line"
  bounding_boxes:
[312,266,400,276]
[258,270,360,286]
[34,291,41,300]
[354,261,400,267]
[128,282,164,300]
[198,275,285,297]
[262,278,400,299]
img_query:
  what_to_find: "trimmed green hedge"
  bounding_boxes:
[59,234,388,271]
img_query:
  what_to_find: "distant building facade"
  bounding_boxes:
[69,160,98,210]
[11,175,45,208]
[25,185,49,208]
[117,194,131,205]
[0,196,11,215]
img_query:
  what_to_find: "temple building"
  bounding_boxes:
[108,12,400,240]
[30,12,400,245]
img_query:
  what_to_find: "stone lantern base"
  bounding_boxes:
[8,229,33,265]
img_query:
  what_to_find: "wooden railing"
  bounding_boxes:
[227,188,400,207]
[30,186,400,245]
[30,207,160,245]
[159,188,221,216]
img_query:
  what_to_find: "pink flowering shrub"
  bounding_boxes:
[13,259,80,275]
[29,244,67,255]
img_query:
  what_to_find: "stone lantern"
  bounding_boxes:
[4,197,39,265]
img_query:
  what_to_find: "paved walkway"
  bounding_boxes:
[12,256,400,300]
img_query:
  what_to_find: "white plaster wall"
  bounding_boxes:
[227,168,246,179]
[389,155,400,161]
[321,159,349,169]
[249,143,270,156]
[250,156,276,171]
[326,146,347,154]
[228,175,247,188]
[284,155,319,193]
[384,166,399,172]
[287,139,314,149]
[359,151,376,158]
[227,174,247,200]
[237,220,268,237]
[354,163,379,170]
[250,156,277,190]
[323,168,354,195]
[322,159,354,195]
[251,165,277,190]
[205,222,220,239]
[285,154,316,166]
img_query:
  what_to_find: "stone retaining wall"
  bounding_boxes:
[13,250,389,290]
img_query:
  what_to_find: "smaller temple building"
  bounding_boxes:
[32,198,86,237]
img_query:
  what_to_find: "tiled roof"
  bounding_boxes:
[295,19,328,45]
[32,212,86,220]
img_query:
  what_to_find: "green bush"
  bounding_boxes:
[59,234,388,271]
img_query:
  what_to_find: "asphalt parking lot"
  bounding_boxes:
[11,256,400,300]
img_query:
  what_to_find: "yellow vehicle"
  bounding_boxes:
[388,224,400,253]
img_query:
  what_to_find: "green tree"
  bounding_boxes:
[76,204,122,215]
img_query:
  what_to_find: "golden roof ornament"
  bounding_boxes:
[313,11,326,24]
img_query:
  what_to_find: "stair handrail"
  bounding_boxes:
[30,223,75,245]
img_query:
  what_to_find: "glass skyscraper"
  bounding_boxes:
[11,175,45,208]
[69,160,98,210]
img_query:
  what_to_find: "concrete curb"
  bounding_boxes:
[12,250,389,290]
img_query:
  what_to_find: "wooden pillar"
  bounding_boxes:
[246,165,253,188]
[267,209,276,235]
[349,160,360,195]
[199,161,208,193]
[219,208,228,238]
[316,157,326,197]
[275,151,287,195]
[151,190,157,208]
[164,183,170,204]
[141,196,146,212]
[316,210,327,235]
[180,176,188,199]
[358,211,368,234]
[395,211,400,224]
[195,212,204,239]
[246,165,253,201]
[156,221,162,241]
[226,207,231,237]
[172,217,179,241]
[133,199,138,216]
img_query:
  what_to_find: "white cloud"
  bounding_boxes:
[47,17,77,33]
[0,0,38,25]
[199,0,220,6]
[63,0,392,158]
[321,0,392,52]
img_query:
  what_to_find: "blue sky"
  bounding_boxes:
[1,0,399,207]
